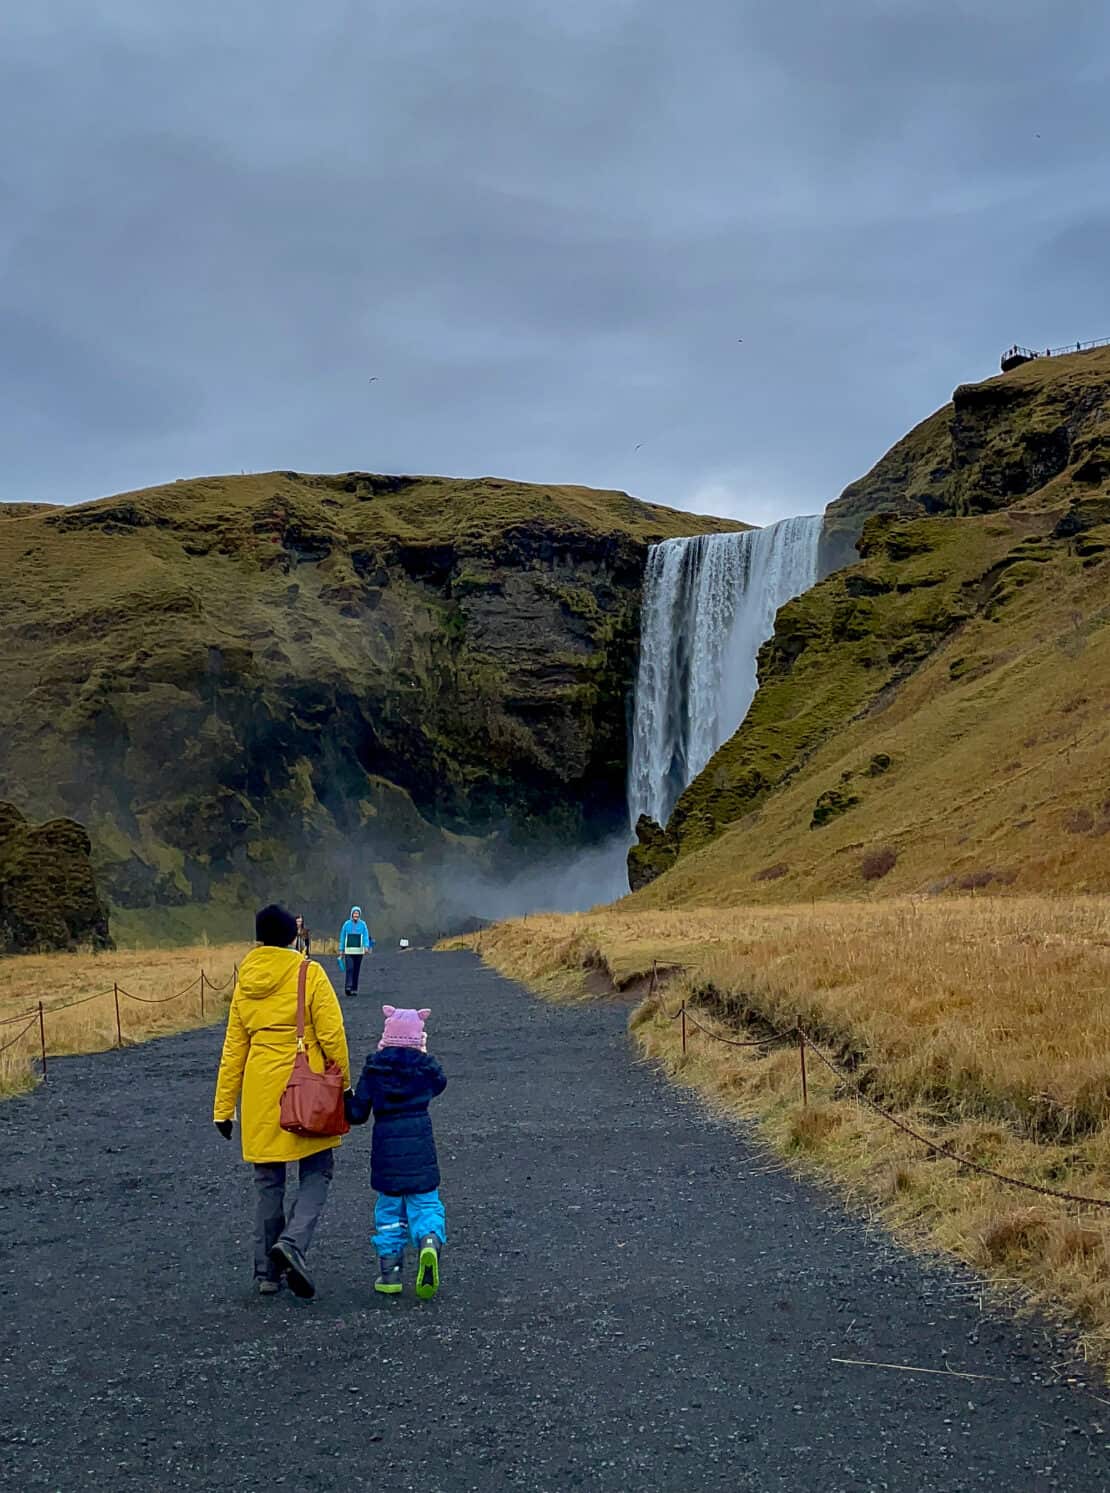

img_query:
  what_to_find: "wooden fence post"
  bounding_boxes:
[38,1001,47,1078]
[680,1000,687,1057]
[797,1016,808,1107]
[200,971,206,1022]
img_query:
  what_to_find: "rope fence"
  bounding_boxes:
[797,1034,1110,1211]
[0,987,115,1025]
[0,1015,38,1057]
[656,959,1110,1213]
[680,1005,793,1049]
[0,964,239,1081]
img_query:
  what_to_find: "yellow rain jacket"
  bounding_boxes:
[213,948,351,1164]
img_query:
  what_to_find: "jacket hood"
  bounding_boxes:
[366,1047,437,1076]
[237,945,302,1000]
[348,907,361,920]
[365,1046,438,1105]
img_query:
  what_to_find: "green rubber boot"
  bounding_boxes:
[415,1235,441,1301]
[374,1255,403,1295]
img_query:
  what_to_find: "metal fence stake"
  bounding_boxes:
[680,1001,687,1057]
[114,983,123,1048]
[798,1017,808,1107]
[200,971,206,1022]
[38,1001,47,1078]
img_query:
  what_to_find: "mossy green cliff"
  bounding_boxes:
[1,472,741,942]
[630,347,1110,898]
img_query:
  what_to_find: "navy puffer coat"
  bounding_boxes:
[345,1048,447,1196]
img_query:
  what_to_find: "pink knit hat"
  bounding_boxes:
[378,1005,430,1052]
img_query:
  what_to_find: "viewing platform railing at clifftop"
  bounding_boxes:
[1001,335,1110,372]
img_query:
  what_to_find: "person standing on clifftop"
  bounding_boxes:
[338,905,373,997]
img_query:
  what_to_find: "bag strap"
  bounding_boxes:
[295,958,308,1052]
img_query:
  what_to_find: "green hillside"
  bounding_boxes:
[629,347,1110,901]
[2,471,744,942]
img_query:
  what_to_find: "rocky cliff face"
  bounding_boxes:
[0,803,112,954]
[632,347,1110,898]
[820,347,1110,566]
[1,472,740,942]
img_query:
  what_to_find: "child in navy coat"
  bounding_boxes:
[345,1005,447,1298]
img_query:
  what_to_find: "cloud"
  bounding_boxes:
[2,1,1109,519]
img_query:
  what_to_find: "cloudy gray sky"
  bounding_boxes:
[3,1,1108,525]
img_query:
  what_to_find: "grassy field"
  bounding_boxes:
[0,944,240,1097]
[459,896,1110,1364]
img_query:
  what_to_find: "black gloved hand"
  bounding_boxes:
[214,1119,233,1140]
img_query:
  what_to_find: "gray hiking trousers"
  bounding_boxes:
[253,1149,334,1280]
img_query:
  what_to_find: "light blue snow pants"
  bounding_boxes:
[372,1190,446,1258]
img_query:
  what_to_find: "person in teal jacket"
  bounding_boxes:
[338,905,373,997]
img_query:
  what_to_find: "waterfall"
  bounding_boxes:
[627,514,822,830]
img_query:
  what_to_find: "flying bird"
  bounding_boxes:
[368,376,379,383]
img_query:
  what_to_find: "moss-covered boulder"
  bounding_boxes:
[0,803,112,953]
[627,815,678,892]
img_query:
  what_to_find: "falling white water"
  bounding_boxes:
[627,514,822,830]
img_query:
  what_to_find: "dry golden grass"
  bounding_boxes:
[456,896,1110,1365]
[0,943,240,1097]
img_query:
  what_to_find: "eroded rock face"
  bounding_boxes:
[1,473,741,940]
[0,803,112,954]
[819,347,1110,569]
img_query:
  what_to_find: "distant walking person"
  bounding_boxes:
[338,905,373,997]
[294,914,311,956]
[213,904,350,1299]
[346,1005,447,1298]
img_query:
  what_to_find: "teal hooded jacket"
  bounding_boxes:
[339,906,372,955]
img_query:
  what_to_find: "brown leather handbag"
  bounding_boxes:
[279,960,349,1138]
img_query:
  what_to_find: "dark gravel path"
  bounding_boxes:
[0,951,1106,1491]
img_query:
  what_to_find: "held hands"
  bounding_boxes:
[214,1119,233,1140]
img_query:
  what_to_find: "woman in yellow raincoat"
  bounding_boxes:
[213,904,350,1298]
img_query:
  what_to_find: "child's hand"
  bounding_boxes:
[214,1119,233,1140]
